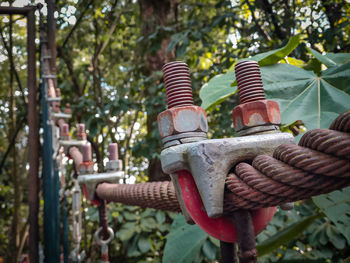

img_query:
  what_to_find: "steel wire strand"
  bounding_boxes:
[273,144,350,177]
[299,129,350,159]
[96,181,181,212]
[330,110,350,132]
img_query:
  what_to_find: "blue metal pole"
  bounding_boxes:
[54,161,61,261]
[62,193,69,263]
[41,80,59,263]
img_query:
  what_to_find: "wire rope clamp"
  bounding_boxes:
[161,132,295,218]
[78,143,124,203]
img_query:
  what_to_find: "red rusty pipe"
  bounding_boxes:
[177,170,276,243]
[69,147,83,171]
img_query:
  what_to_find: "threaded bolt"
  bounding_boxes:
[234,60,265,104]
[82,144,92,162]
[162,61,194,108]
[64,103,71,114]
[61,123,69,136]
[77,123,86,140]
[108,143,118,160]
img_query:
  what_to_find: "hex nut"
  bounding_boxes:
[106,160,122,172]
[157,105,208,138]
[79,161,94,174]
[232,100,281,132]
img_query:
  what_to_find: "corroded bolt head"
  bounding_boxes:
[157,105,208,139]
[232,100,281,132]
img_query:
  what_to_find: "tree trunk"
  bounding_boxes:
[139,0,176,181]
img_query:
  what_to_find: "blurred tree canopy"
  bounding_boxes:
[0,0,350,262]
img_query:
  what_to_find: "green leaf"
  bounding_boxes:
[313,187,350,243]
[202,239,217,260]
[200,36,299,110]
[250,36,300,67]
[199,71,236,110]
[262,63,350,130]
[324,53,350,65]
[155,211,166,224]
[257,213,323,256]
[163,214,208,263]
[118,223,136,241]
[138,235,151,253]
[307,47,337,67]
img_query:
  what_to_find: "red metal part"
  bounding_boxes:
[232,100,281,130]
[177,170,276,242]
[163,61,194,108]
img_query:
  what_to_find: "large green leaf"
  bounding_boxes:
[163,214,208,263]
[307,48,337,67]
[262,63,350,130]
[257,213,323,256]
[250,36,300,67]
[199,71,236,110]
[200,37,300,110]
[308,47,350,67]
[312,187,350,244]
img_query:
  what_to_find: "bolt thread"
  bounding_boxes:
[82,144,92,162]
[77,123,86,140]
[234,60,265,104]
[162,61,194,108]
[61,123,69,135]
[108,143,118,160]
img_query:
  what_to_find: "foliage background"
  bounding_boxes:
[0,0,350,262]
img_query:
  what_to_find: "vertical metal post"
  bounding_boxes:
[54,162,61,260]
[62,194,69,263]
[27,7,39,263]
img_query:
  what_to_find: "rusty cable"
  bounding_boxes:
[95,112,350,213]
[96,181,181,212]
[98,200,109,240]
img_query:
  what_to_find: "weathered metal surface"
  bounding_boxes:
[299,129,350,159]
[161,132,294,217]
[234,60,265,104]
[77,123,86,140]
[158,105,208,138]
[78,172,124,201]
[232,100,281,132]
[163,61,194,108]
[176,170,276,242]
[108,143,118,160]
[274,143,350,177]
[330,111,350,132]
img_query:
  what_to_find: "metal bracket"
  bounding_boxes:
[42,74,56,79]
[160,132,294,218]
[47,97,61,102]
[78,171,124,201]
[59,139,89,154]
[51,112,72,119]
